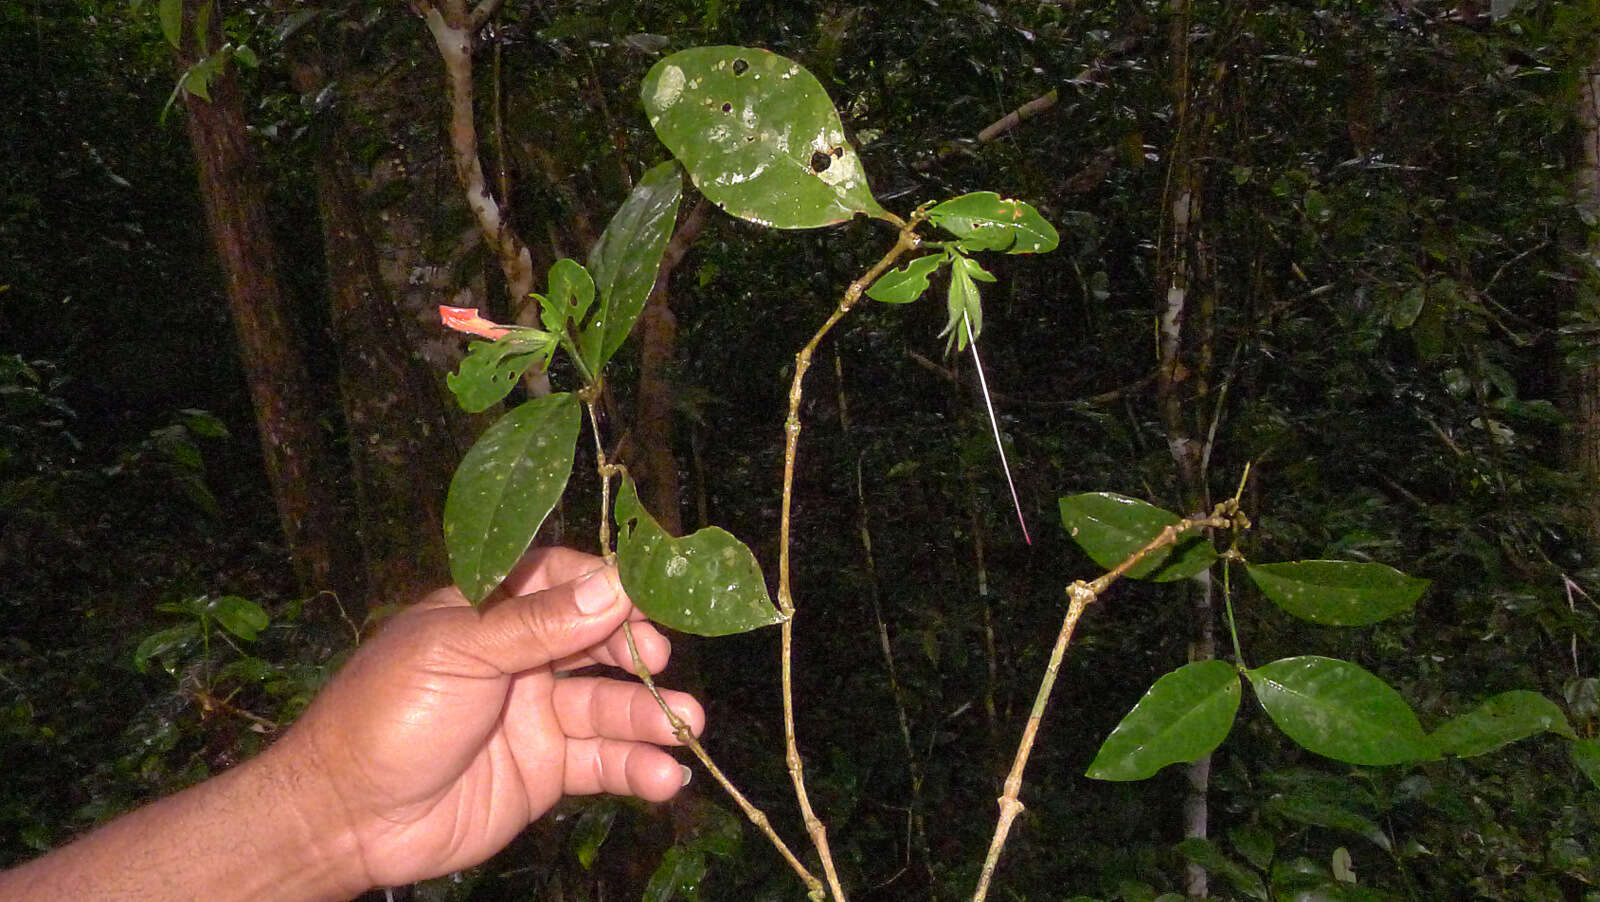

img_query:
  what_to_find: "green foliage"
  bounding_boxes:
[1246,656,1436,767]
[1058,492,1217,581]
[1086,660,1241,781]
[614,474,781,637]
[641,46,886,228]
[586,161,686,372]
[443,393,581,604]
[1246,561,1428,627]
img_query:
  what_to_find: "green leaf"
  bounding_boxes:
[641,46,886,229]
[1087,660,1241,781]
[1431,690,1577,757]
[1246,656,1437,766]
[1391,284,1425,329]
[445,331,560,414]
[444,393,581,604]
[585,161,684,372]
[208,595,268,641]
[537,257,597,344]
[643,845,708,902]
[1058,492,1218,581]
[1247,560,1428,626]
[940,252,993,352]
[1571,737,1600,790]
[134,622,201,674]
[569,799,619,869]
[1175,838,1267,901]
[1264,795,1391,852]
[866,255,943,304]
[927,192,1060,254]
[615,475,783,636]
[1229,825,1275,871]
[158,0,182,49]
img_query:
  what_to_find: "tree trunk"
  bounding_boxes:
[177,0,358,601]
[1572,43,1600,554]
[290,63,457,610]
[1156,1,1217,896]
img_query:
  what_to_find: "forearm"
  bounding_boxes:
[0,746,370,902]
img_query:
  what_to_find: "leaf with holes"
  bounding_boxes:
[1431,690,1576,757]
[614,475,782,636]
[1247,656,1437,765]
[928,192,1059,254]
[1058,492,1217,581]
[1248,560,1427,626]
[444,393,581,604]
[641,46,885,229]
[585,161,683,372]
[536,258,596,338]
[867,254,944,304]
[445,331,560,414]
[1087,660,1241,781]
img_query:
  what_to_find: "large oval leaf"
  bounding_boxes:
[1087,659,1241,781]
[1247,560,1428,626]
[927,192,1060,254]
[1058,492,1217,581]
[444,393,581,604]
[585,161,683,372]
[1246,656,1436,766]
[641,46,886,229]
[1431,690,1576,757]
[615,475,782,636]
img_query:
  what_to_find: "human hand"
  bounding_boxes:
[267,547,703,891]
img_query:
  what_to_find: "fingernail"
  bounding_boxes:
[573,566,620,615]
[680,765,693,787]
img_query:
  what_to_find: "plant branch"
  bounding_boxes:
[620,627,825,900]
[776,223,921,902]
[585,393,824,900]
[970,503,1245,902]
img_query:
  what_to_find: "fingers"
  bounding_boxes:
[494,546,608,600]
[551,677,704,745]
[563,738,693,803]
[463,566,633,674]
[552,621,672,674]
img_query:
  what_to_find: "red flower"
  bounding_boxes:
[438,306,512,340]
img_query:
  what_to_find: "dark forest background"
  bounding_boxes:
[4,0,1600,899]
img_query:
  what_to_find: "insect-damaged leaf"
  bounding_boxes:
[867,254,943,304]
[445,393,581,604]
[927,192,1059,254]
[446,331,560,414]
[615,475,782,636]
[641,46,886,229]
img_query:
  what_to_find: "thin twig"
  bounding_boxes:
[620,626,825,899]
[777,224,921,902]
[585,393,824,898]
[970,505,1243,902]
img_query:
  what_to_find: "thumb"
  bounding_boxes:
[464,565,633,674]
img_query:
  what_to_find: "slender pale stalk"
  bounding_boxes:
[581,395,824,898]
[971,505,1242,902]
[777,226,921,902]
